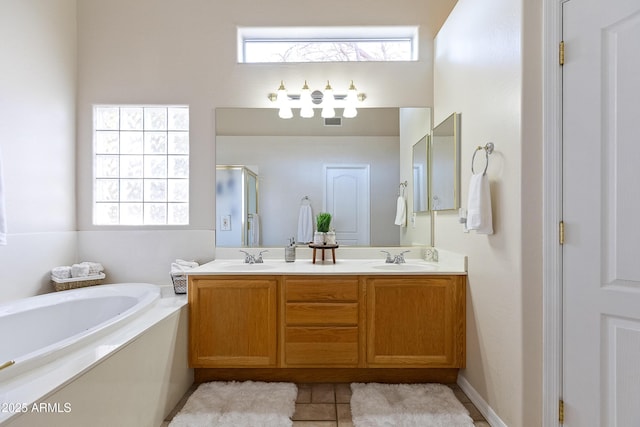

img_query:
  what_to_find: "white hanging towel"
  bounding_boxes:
[248,214,260,246]
[297,204,313,243]
[0,147,6,245]
[394,195,407,227]
[466,173,493,235]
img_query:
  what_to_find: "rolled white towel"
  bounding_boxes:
[80,261,104,276]
[71,263,90,278]
[51,266,72,280]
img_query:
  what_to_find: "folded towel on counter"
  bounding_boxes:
[297,204,314,243]
[466,173,493,235]
[172,259,199,274]
[175,259,199,269]
[80,261,104,275]
[394,195,407,226]
[71,263,90,278]
[51,266,72,280]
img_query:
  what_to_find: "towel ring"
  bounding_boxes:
[471,142,495,175]
[398,181,408,197]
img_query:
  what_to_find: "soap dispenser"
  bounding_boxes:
[285,238,296,262]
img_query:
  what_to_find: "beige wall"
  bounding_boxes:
[0,0,78,302]
[434,0,542,425]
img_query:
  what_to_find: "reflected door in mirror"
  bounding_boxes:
[324,165,370,246]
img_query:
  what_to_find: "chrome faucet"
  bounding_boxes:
[380,250,410,264]
[380,250,394,263]
[239,250,269,264]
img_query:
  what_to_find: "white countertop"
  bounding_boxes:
[188,247,467,276]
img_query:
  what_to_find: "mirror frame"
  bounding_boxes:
[412,135,429,213]
[430,112,461,211]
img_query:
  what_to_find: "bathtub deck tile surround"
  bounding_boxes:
[163,383,487,426]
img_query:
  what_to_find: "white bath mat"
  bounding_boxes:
[350,383,474,427]
[169,381,297,427]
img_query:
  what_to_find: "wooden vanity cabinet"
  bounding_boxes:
[282,276,362,367]
[188,276,278,368]
[365,275,466,368]
[189,273,466,379]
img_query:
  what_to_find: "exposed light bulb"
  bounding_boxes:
[300,80,314,118]
[276,80,288,104]
[276,80,293,119]
[279,106,293,119]
[343,106,357,118]
[342,80,358,118]
[321,80,335,119]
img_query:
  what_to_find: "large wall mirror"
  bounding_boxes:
[215,108,408,248]
[430,112,461,211]
[412,135,429,213]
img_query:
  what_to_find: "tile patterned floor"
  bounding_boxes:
[290,383,488,427]
[163,382,489,427]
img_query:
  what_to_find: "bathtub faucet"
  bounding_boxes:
[239,250,269,264]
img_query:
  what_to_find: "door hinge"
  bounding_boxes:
[559,221,565,245]
[559,399,565,423]
[559,41,565,66]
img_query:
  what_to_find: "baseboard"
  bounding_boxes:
[457,375,507,427]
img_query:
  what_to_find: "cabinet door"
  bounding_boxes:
[189,277,278,367]
[366,276,465,368]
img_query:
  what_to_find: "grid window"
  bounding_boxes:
[93,106,189,225]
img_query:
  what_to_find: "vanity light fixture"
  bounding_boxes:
[299,80,314,118]
[320,81,335,119]
[276,80,293,119]
[343,80,359,118]
[268,80,366,119]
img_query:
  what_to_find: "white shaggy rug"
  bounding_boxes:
[350,383,475,427]
[169,381,297,427]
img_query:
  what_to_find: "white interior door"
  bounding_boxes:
[563,0,640,425]
[324,165,370,245]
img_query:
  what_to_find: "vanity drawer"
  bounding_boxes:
[285,302,358,325]
[285,326,359,366]
[284,277,358,302]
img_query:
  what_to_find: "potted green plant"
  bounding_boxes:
[314,212,332,244]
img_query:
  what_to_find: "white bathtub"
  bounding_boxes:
[0,283,192,427]
[0,283,160,382]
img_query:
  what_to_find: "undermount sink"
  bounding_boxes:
[221,263,276,271]
[371,263,439,271]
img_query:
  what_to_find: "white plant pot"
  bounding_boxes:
[313,232,326,245]
[325,231,336,245]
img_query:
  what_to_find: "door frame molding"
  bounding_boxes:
[542,0,564,425]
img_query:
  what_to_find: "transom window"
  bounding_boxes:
[93,105,189,225]
[238,26,418,63]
